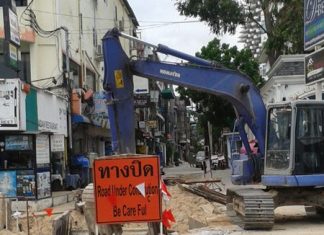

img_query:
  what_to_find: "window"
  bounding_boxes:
[0,1,27,7]
[21,52,31,83]
[86,69,96,91]
[294,105,324,174]
[79,13,83,35]
[63,55,81,89]
[0,53,30,82]
[5,135,33,151]
[1,151,34,169]
[266,107,291,170]
[15,0,27,6]
[115,6,118,21]
[0,135,34,170]
[93,28,98,48]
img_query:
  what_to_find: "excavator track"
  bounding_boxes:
[226,188,274,230]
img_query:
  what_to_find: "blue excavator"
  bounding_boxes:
[102,28,324,229]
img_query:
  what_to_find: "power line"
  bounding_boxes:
[32,8,200,25]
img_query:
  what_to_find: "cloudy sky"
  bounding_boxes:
[127,0,243,59]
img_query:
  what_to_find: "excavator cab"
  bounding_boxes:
[263,100,324,186]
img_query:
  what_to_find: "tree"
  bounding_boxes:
[175,0,304,66]
[177,38,262,148]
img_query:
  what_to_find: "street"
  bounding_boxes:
[1,162,324,235]
[163,162,324,235]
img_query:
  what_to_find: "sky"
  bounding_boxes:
[127,0,243,59]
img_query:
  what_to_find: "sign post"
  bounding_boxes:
[2,0,20,72]
[93,155,161,224]
[305,47,324,100]
[304,0,324,100]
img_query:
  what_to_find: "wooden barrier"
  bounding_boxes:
[52,211,71,235]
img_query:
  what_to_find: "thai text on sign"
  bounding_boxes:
[93,155,161,224]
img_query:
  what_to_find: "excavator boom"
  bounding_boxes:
[102,28,266,157]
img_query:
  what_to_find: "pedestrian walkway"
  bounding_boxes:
[163,161,204,180]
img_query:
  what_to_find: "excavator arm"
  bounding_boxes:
[102,28,266,160]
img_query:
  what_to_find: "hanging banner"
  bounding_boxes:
[50,134,64,152]
[0,171,17,197]
[305,47,324,84]
[36,134,50,165]
[37,172,51,199]
[93,155,161,224]
[304,0,324,51]
[0,79,21,130]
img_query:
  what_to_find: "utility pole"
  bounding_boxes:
[61,27,73,150]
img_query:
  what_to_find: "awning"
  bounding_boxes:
[90,114,110,129]
[161,88,175,99]
[72,114,91,124]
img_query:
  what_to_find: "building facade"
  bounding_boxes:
[0,0,138,199]
[238,0,265,59]
[261,54,306,104]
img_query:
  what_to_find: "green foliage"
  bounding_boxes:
[177,39,262,141]
[175,0,305,65]
[265,0,304,61]
[176,0,245,34]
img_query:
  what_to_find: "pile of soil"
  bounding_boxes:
[166,185,234,233]
[2,184,233,235]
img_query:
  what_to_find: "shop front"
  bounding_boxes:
[0,79,68,199]
[71,91,111,184]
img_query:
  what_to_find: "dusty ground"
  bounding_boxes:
[3,202,88,235]
[2,165,324,234]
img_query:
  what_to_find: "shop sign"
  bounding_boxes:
[94,155,161,224]
[37,172,51,199]
[0,171,17,197]
[0,79,21,130]
[89,92,109,129]
[9,43,18,68]
[36,135,50,165]
[134,94,149,108]
[8,8,20,46]
[5,135,33,151]
[50,134,64,152]
[138,121,146,129]
[133,75,149,94]
[58,105,67,135]
[304,0,324,51]
[37,90,67,135]
[305,47,324,84]
[146,120,157,129]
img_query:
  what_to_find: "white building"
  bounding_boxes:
[0,0,138,200]
[261,54,306,105]
[238,0,265,59]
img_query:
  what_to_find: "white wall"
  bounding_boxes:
[261,75,305,105]
[23,0,137,91]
